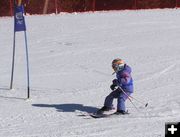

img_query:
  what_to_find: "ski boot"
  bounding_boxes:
[114,110,129,115]
[96,106,115,115]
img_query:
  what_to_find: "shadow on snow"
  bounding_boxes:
[32,103,98,113]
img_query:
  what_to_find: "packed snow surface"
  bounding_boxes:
[0,9,180,137]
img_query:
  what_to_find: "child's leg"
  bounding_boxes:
[104,90,119,108]
[117,92,131,111]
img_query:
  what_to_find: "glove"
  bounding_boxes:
[112,79,119,85]
[110,84,117,90]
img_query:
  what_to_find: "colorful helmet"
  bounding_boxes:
[112,58,125,72]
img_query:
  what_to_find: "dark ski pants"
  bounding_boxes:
[104,88,131,111]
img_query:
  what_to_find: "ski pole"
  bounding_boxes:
[127,94,148,107]
[117,86,140,112]
[118,86,148,108]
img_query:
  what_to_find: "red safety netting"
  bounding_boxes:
[0,0,180,17]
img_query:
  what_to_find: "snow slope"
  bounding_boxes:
[0,9,180,137]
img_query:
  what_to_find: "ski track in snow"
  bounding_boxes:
[0,9,180,137]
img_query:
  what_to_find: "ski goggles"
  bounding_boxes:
[112,63,125,72]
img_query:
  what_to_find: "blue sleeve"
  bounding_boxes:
[117,72,131,85]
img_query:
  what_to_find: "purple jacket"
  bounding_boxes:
[115,64,133,93]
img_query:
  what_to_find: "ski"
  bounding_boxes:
[89,111,130,118]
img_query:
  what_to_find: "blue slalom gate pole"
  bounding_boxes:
[24,31,30,98]
[10,0,30,99]
[10,30,16,90]
[10,0,16,90]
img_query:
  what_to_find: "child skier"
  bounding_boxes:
[99,58,133,115]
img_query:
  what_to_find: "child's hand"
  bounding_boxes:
[110,84,116,90]
[112,79,119,85]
